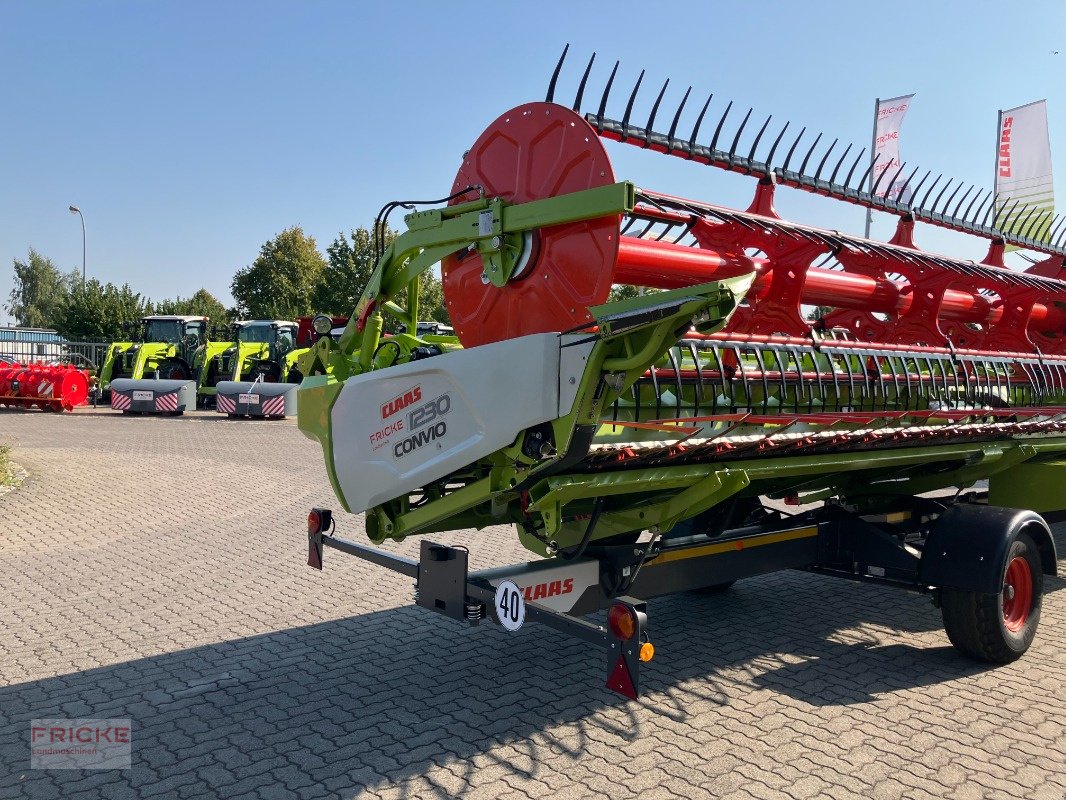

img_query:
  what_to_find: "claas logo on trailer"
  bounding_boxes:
[381,386,422,419]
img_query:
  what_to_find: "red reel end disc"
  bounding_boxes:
[442,102,618,347]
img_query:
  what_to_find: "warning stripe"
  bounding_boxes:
[111,393,131,411]
[260,395,286,416]
[154,393,179,412]
[216,394,235,413]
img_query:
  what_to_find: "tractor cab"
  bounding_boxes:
[231,320,298,382]
[140,316,208,361]
[139,316,209,380]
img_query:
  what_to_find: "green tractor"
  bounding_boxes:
[99,315,208,390]
[214,320,307,418]
[103,315,231,414]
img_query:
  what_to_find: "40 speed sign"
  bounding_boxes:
[494,580,526,631]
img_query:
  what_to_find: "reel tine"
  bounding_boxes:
[812,138,839,182]
[870,155,895,196]
[1047,213,1066,243]
[746,114,773,164]
[962,187,988,222]
[979,192,1001,227]
[780,126,808,172]
[709,100,734,152]
[917,173,944,209]
[827,142,853,185]
[572,52,596,112]
[1031,209,1057,243]
[950,184,976,218]
[546,43,569,103]
[764,121,791,168]
[1019,203,1046,238]
[935,180,963,215]
[687,93,713,158]
[727,107,754,163]
[894,165,921,203]
[1054,221,1066,248]
[854,150,881,192]
[1014,200,1040,237]
[884,161,908,197]
[796,132,824,175]
[645,79,670,146]
[621,69,646,131]
[907,170,933,203]
[996,197,1023,230]
[667,86,693,143]
[1006,199,1026,231]
[596,60,620,121]
[842,146,867,190]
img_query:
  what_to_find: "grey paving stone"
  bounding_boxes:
[0,410,1063,800]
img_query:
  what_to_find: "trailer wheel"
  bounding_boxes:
[940,531,1043,663]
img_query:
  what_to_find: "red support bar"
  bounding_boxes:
[614,234,1066,336]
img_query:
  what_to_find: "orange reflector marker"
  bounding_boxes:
[607,603,637,640]
[639,641,655,662]
[308,510,321,535]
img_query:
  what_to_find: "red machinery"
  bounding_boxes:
[0,362,90,412]
[442,68,1066,353]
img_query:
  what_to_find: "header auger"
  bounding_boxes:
[299,50,1061,698]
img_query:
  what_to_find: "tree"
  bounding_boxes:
[312,226,383,316]
[57,280,151,340]
[6,249,76,328]
[231,227,327,319]
[608,284,654,303]
[312,225,451,326]
[154,289,231,325]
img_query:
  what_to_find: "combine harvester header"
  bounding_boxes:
[298,48,1063,698]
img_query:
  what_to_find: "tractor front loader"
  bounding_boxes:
[106,315,230,415]
[296,50,1063,698]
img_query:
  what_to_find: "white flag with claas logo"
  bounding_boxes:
[996,100,1055,248]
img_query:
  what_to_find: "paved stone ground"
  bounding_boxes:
[0,408,1064,800]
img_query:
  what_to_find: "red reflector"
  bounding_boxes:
[307,538,323,570]
[607,603,637,640]
[307,510,321,535]
[605,654,637,700]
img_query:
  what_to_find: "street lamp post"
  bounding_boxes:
[68,205,86,285]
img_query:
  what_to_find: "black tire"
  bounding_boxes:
[940,531,1043,663]
[156,360,190,381]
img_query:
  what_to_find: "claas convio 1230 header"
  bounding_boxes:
[297,49,1063,698]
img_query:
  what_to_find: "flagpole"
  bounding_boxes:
[994,109,1003,230]
[865,97,879,239]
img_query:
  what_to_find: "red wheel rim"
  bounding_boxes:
[1002,555,1033,632]
[442,102,618,348]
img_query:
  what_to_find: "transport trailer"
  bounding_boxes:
[298,50,1064,697]
[308,482,1056,698]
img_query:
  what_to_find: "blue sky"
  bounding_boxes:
[1,1,1063,325]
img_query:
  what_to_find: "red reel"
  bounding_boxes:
[442,102,619,347]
